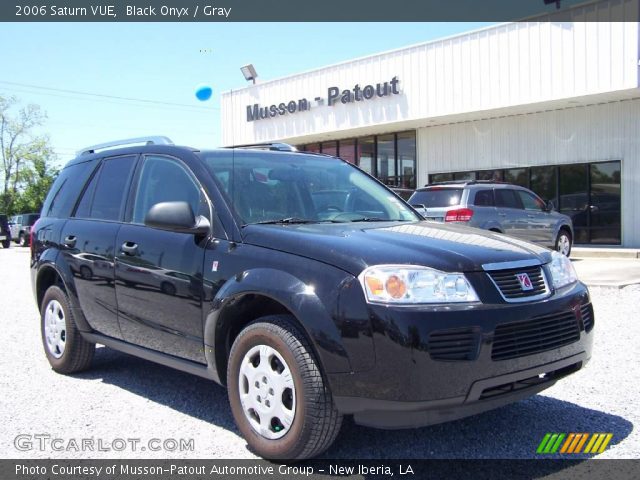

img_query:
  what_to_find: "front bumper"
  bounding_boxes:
[329,281,593,428]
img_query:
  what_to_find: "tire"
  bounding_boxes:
[40,285,95,374]
[1,239,9,249]
[18,233,26,247]
[555,229,572,257]
[227,315,342,460]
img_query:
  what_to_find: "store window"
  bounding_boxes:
[376,134,395,186]
[357,137,375,176]
[339,140,356,164]
[589,161,621,244]
[477,170,504,181]
[430,173,453,183]
[530,166,557,204]
[504,168,529,188]
[305,143,321,153]
[453,171,476,181]
[558,164,589,244]
[321,141,337,157]
[397,131,416,189]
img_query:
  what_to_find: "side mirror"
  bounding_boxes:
[144,201,210,235]
[545,200,555,212]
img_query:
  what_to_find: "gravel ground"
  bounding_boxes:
[0,246,638,460]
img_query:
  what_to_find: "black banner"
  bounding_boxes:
[2,0,639,22]
[3,459,640,480]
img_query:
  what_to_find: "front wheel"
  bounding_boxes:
[18,233,27,247]
[227,315,342,460]
[555,229,572,257]
[41,285,95,373]
[1,239,9,248]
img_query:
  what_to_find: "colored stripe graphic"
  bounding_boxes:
[538,433,612,454]
[537,433,552,454]
[574,433,589,453]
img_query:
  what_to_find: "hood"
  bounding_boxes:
[242,220,552,276]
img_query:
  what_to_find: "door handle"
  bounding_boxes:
[527,214,536,218]
[498,213,507,217]
[121,241,139,256]
[63,235,77,248]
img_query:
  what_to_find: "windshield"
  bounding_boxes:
[199,151,419,225]
[409,188,463,208]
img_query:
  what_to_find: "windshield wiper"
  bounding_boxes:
[349,217,407,222]
[244,217,324,226]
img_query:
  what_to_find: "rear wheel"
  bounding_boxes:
[555,229,572,257]
[227,315,342,460]
[18,233,27,247]
[1,239,9,248]
[40,285,95,373]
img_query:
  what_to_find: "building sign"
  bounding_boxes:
[246,76,400,122]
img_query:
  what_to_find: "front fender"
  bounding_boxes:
[204,268,362,383]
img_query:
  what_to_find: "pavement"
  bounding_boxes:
[572,258,640,288]
[0,245,638,462]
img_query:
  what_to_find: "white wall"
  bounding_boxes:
[417,98,640,247]
[221,20,639,146]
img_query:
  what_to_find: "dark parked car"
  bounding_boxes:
[0,214,11,248]
[409,182,574,256]
[31,137,593,460]
[10,213,40,247]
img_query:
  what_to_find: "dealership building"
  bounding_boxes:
[221,11,639,247]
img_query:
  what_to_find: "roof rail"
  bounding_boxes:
[229,142,298,152]
[77,136,174,156]
[424,179,509,187]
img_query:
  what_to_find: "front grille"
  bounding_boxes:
[492,310,580,360]
[580,303,594,332]
[428,327,479,361]
[487,265,549,302]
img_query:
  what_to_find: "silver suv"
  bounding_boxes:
[409,181,574,256]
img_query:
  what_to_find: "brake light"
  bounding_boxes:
[445,208,474,222]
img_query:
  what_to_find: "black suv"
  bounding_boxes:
[31,137,594,460]
[0,214,11,248]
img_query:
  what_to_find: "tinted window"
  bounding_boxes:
[474,189,495,206]
[516,190,545,211]
[410,188,463,208]
[495,189,522,209]
[132,156,201,224]
[75,156,136,221]
[42,160,96,218]
[504,168,529,188]
[589,161,621,244]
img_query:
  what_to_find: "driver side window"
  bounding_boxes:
[132,156,202,224]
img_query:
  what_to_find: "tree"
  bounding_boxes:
[0,95,58,214]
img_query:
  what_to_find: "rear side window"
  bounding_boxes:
[495,189,523,209]
[474,189,495,206]
[41,160,96,218]
[75,156,136,221]
[410,188,463,208]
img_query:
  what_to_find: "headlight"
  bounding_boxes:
[358,265,480,304]
[548,251,578,289]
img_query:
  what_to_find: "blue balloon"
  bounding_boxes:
[195,84,213,101]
